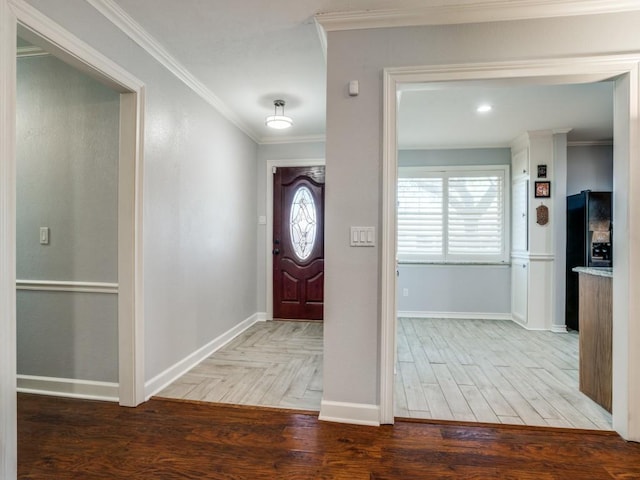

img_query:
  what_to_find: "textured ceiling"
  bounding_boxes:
[109,0,615,146]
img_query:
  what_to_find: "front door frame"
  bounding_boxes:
[265,158,325,320]
[381,55,640,441]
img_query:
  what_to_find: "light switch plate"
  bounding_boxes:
[39,227,49,245]
[350,226,375,247]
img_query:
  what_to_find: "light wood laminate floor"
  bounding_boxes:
[158,318,612,430]
[157,320,323,410]
[395,317,612,430]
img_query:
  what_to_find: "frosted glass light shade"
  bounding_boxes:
[265,114,293,129]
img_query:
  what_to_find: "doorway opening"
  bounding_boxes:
[380,57,640,441]
[392,80,613,429]
[11,17,144,407]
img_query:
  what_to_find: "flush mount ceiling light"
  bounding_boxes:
[477,104,493,113]
[265,99,293,129]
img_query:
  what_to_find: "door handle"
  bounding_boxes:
[273,248,280,255]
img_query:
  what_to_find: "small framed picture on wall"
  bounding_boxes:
[535,181,551,198]
[537,164,547,178]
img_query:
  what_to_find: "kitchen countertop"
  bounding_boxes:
[572,266,613,278]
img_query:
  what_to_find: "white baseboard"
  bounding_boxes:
[512,320,552,331]
[144,312,263,400]
[17,375,119,402]
[257,311,268,322]
[319,400,380,427]
[551,325,568,333]
[397,311,513,321]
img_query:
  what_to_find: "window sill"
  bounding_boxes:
[398,261,511,267]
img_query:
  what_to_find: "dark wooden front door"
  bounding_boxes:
[273,166,325,320]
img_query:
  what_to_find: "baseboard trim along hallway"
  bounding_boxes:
[144,312,262,400]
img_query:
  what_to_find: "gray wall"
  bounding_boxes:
[256,141,325,313]
[25,0,258,384]
[398,264,510,314]
[397,148,511,315]
[16,54,119,381]
[324,12,640,407]
[567,144,613,195]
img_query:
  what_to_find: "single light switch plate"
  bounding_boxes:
[39,227,49,245]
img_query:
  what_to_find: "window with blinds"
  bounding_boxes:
[397,165,509,263]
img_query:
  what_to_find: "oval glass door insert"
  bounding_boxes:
[289,186,317,260]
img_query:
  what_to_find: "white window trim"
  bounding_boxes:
[397,164,510,264]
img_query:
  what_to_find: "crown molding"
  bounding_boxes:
[313,18,328,64]
[568,139,614,146]
[16,45,48,57]
[259,134,326,145]
[86,0,259,143]
[398,143,510,150]
[316,0,640,32]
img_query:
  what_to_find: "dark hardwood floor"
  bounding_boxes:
[18,394,640,479]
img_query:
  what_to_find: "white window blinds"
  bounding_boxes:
[398,166,509,263]
[397,177,443,257]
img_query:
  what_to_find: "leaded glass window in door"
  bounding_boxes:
[289,186,317,260]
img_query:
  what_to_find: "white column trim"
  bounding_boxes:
[0,1,17,478]
[264,158,325,320]
[382,54,640,441]
[379,71,397,425]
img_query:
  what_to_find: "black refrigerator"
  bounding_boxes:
[565,191,612,331]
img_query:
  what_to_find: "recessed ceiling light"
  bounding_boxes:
[477,104,492,113]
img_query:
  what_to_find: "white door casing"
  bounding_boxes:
[382,56,640,442]
[1,1,145,476]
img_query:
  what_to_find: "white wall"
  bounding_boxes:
[397,148,511,316]
[16,53,119,381]
[567,144,613,195]
[256,141,325,313]
[323,12,640,413]
[22,0,259,384]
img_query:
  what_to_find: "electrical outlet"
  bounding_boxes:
[403,288,409,297]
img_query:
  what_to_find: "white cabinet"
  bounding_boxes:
[512,148,529,177]
[511,177,528,253]
[511,142,530,325]
[510,131,555,330]
[511,258,528,325]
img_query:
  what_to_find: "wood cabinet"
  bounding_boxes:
[578,271,612,412]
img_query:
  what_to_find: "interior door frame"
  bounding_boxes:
[381,55,640,442]
[1,2,145,475]
[265,158,325,320]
